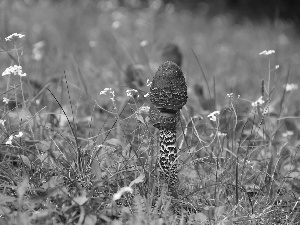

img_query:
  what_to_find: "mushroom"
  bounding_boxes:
[149,61,188,196]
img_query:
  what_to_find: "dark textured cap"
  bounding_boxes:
[149,61,188,111]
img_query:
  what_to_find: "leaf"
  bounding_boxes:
[215,205,226,219]
[0,193,15,204]
[74,196,88,206]
[136,114,145,124]
[0,206,11,214]
[91,160,102,181]
[194,212,207,223]
[84,214,97,225]
[106,138,126,149]
[129,173,145,187]
[30,210,49,221]
[20,155,31,170]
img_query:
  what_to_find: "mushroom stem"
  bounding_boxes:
[158,116,179,196]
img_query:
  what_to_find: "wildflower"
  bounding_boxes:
[285,83,298,92]
[0,119,5,126]
[5,33,25,42]
[252,96,265,107]
[275,65,280,69]
[15,132,23,138]
[140,40,148,47]
[207,111,220,122]
[146,79,152,87]
[112,186,133,201]
[126,89,138,97]
[144,92,149,97]
[259,50,275,56]
[2,65,26,77]
[100,88,115,102]
[5,135,14,145]
[217,132,226,137]
[100,88,112,95]
[3,97,9,104]
[112,21,120,29]
[138,106,150,114]
[227,93,233,98]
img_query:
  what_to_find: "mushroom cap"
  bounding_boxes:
[150,61,187,111]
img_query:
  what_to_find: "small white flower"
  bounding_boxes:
[138,106,150,114]
[207,111,220,122]
[2,65,26,77]
[217,132,227,137]
[100,88,115,102]
[15,132,23,138]
[3,97,9,104]
[285,83,298,92]
[259,50,275,56]
[144,92,149,97]
[275,65,280,69]
[112,21,120,29]
[140,40,148,47]
[146,79,152,87]
[126,89,138,97]
[5,135,14,145]
[0,119,5,126]
[227,93,233,98]
[112,186,133,201]
[252,96,265,107]
[5,33,25,42]
[100,88,111,95]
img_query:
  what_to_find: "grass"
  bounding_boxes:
[1,1,300,224]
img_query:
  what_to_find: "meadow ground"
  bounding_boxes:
[1,1,300,224]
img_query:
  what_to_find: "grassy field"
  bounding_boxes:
[1,1,300,224]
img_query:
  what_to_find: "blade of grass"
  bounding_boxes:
[191,48,212,100]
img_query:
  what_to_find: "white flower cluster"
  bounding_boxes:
[207,111,220,122]
[3,97,9,104]
[285,83,298,92]
[100,88,115,102]
[126,89,138,97]
[259,50,275,56]
[138,106,150,114]
[252,96,265,107]
[227,93,234,98]
[2,65,26,77]
[5,132,23,145]
[146,79,152,87]
[5,33,25,41]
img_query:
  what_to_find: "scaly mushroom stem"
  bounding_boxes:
[159,121,179,196]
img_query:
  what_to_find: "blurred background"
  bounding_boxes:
[1,0,300,113]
